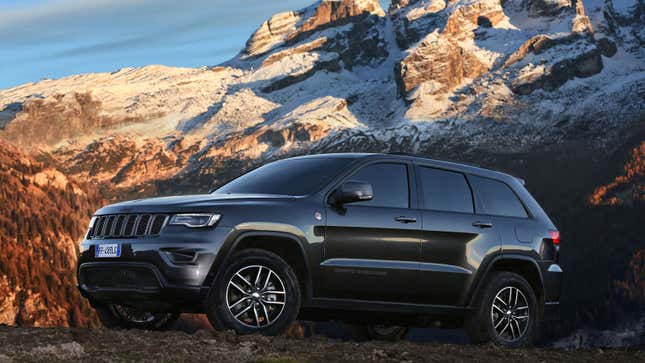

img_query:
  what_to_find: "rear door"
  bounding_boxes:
[468,175,531,252]
[416,165,501,305]
[322,161,422,302]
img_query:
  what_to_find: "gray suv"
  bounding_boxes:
[77,153,562,347]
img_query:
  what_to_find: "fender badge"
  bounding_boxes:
[314,211,322,221]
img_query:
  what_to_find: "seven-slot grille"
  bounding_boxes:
[88,214,168,239]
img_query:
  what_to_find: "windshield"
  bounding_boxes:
[214,157,356,196]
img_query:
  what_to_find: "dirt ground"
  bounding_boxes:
[0,326,642,363]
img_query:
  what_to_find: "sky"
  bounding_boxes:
[0,0,391,89]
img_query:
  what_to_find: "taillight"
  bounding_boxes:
[549,230,560,245]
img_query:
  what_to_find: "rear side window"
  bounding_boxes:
[418,167,473,213]
[349,163,409,208]
[470,176,528,218]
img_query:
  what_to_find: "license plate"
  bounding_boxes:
[95,244,121,258]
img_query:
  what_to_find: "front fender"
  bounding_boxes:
[203,222,315,299]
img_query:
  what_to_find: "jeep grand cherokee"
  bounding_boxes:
[77,153,562,347]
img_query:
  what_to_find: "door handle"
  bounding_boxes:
[472,221,493,228]
[395,216,417,223]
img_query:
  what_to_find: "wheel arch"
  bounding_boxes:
[205,231,313,302]
[467,254,545,318]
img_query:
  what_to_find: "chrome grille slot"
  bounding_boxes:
[113,215,126,237]
[87,218,97,239]
[149,215,168,236]
[123,215,137,236]
[136,215,151,236]
[104,216,115,237]
[94,216,106,238]
[88,214,167,239]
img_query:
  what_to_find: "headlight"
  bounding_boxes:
[168,213,221,228]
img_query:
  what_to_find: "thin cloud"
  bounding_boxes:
[44,12,232,59]
[48,35,157,59]
[0,0,151,29]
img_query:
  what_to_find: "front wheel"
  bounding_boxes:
[347,324,408,341]
[207,249,301,335]
[96,305,178,330]
[465,272,538,348]
[367,325,408,341]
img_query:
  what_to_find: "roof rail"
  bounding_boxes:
[386,152,482,168]
[387,152,416,156]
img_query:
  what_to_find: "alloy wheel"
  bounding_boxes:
[226,265,286,328]
[490,286,530,342]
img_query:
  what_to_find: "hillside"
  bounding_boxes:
[590,141,645,206]
[0,0,642,340]
[0,141,101,327]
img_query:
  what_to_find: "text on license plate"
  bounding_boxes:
[96,244,121,258]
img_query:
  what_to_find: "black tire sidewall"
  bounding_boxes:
[479,272,538,348]
[366,325,408,341]
[96,306,178,330]
[209,249,301,336]
[345,324,370,342]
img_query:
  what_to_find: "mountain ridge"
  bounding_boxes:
[0,0,641,193]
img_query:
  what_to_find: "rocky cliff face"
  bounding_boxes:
[0,0,640,202]
[0,0,639,194]
[0,0,640,168]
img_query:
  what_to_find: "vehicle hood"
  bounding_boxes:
[95,193,298,215]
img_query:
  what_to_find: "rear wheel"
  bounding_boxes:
[465,272,538,348]
[96,305,178,330]
[207,249,301,335]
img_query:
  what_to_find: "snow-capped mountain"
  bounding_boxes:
[0,0,642,194]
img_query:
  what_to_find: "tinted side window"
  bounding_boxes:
[350,163,409,208]
[470,176,528,218]
[419,167,473,213]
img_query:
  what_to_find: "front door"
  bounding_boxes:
[322,162,422,302]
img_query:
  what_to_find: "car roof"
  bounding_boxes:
[289,152,520,183]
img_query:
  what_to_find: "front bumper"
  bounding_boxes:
[77,261,207,312]
[77,227,232,312]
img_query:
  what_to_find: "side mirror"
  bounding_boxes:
[338,181,373,205]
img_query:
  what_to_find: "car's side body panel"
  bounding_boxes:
[418,210,499,305]
[321,159,422,301]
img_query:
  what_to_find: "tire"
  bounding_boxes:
[367,325,408,341]
[345,324,370,342]
[347,324,408,341]
[96,305,178,330]
[207,248,301,336]
[465,272,538,348]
